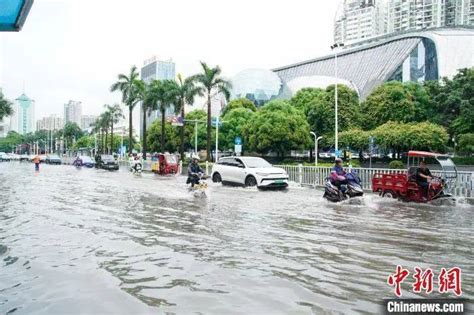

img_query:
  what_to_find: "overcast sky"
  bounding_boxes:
[0,0,339,121]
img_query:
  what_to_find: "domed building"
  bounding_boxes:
[230,69,283,107]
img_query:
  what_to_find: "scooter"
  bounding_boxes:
[187,173,208,197]
[130,159,142,174]
[323,171,364,202]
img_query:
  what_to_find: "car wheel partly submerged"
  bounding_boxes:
[245,175,257,187]
[212,172,222,183]
[382,190,397,199]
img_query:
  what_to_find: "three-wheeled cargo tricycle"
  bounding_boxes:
[151,153,179,175]
[372,151,457,203]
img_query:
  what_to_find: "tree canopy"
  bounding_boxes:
[221,98,257,116]
[243,100,310,156]
[220,107,255,150]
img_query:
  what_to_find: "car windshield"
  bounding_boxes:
[80,156,93,163]
[165,155,177,163]
[243,158,272,168]
[48,155,60,159]
[101,155,114,161]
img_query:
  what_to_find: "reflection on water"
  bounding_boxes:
[0,163,473,314]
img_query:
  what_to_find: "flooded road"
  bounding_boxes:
[0,162,473,314]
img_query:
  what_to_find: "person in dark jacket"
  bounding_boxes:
[416,161,432,200]
[187,156,205,187]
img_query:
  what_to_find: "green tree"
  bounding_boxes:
[183,109,211,152]
[0,131,22,152]
[110,66,142,155]
[137,80,160,159]
[74,135,93,150]
[172,74,202,161]
[306,84,360,138]
[106,104,123,154]
[243,100,311,157]
[221,98,257,117]
[146,120,179,153]
[338,129,370,152]
[0,90,13,120]
[361,81,431,130]
[290,87,325,115]
[457,133,474,155]
[220,107,255,151]
[426,68,474,137]
[192,62,231,161]
[373,121,448,156]
[63,122,83,145]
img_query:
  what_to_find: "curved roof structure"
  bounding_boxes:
[274,27,474,99]
[0,0,33,32]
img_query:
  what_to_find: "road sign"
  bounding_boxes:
[235,136,242,145]
[335,149,342,157]
[211,117,222,127]
[235,144,242,154]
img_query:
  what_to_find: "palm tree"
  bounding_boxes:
[192,62,231,161]
[172,74,202,161]
[0,90,13,121]
[137,80,159,159]
[106,104,124,154]
[110,66,141,155]
[99,111,111,154]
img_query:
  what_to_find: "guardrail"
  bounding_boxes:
[275,165,473,198]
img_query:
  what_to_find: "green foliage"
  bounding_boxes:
[452,156,474,165]
[373,121,448,153]
[183,110,215,151]
[220,107,255,150]
[243,100,311,156]
[338,129,370,151]
[290,87,326,115]
[457,133,474,155]
[426,68,474,137]
[222,98,257,116]
[63,122,83,142]
[146,120,179,153]
[361,81,432,130]
[388,160,405,169]
[73,135,93,150]
[306,84,361,137]
[0,90,13,120]
[0,131,22,152]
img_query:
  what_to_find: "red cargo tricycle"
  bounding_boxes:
[372,151,457,203]
[151,153,179,176]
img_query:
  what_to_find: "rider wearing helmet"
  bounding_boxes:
[187,156,205,187]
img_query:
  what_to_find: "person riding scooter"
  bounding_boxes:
[330,158,348,192]
[187,156,205,187]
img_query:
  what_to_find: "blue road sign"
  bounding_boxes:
[335,150,342,157]
[211,117,222,127]
[235,136,242,145]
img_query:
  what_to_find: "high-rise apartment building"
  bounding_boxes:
[10,93,35,135]
[335,0,473,44]
[81,115,98,130]
[64,100,82,126]
[335,0,385,44]
[36,115,64,131]
[139,56,176,139]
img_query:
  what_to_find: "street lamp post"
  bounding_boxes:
[331,42,344,158]
[310,132,323,166]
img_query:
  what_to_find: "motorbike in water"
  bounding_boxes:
[187,173,209,198]
[323,171,364,202]
[129,159,143,174]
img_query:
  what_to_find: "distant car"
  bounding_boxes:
[45,154,62,165]
[19,154,30,162]
[95,154,119,170]
[77,155,95,168]
[211,156,289,188]
[0,152,10,162]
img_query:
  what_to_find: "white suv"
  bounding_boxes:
[211,156,289,188]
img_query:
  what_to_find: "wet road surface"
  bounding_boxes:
[0,162,473,314]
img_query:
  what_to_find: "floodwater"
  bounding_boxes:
[0,162,473,314]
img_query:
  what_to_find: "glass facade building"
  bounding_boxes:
[139,57,176,139]
[274,28,474,100]
[230,69,282,107]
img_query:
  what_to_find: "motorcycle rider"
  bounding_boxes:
[330,158,348,192]
[187,156,205,187]
[416,161,432,200]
